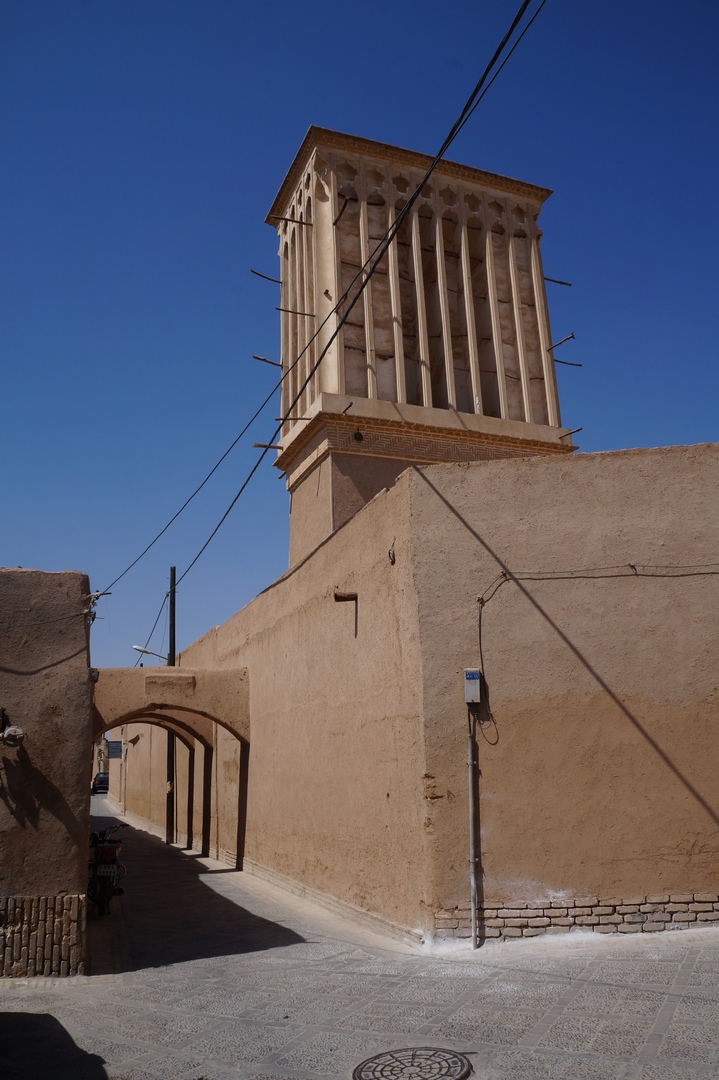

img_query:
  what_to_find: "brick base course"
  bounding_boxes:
[435,892,719,941]
[0,895,85,976]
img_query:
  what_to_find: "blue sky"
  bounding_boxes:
[2,1,717,667]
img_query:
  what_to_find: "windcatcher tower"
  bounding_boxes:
[268,128,575,564]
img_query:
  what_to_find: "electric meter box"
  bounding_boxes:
[464,669,481,704]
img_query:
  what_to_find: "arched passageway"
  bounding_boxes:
[92,668,249,868]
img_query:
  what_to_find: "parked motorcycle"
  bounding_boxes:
[87,823,128,916]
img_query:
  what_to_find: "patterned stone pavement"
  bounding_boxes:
[1,799,719,1079]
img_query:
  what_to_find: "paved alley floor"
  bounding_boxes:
[2,799,719,1079]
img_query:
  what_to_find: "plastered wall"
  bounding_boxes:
[181,478,430,934]
[0,569,94,975]
[408,445,719,937]
[117,444,719,941]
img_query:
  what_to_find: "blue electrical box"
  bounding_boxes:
[464,668,481,704]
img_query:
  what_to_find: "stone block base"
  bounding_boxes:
[0,895,85,976]
[435,891,719,942]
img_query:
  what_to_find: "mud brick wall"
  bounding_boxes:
[435,892,719,941]
[0,895,85,976]
[0,569,94,978]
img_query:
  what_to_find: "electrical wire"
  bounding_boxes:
[476,560,719,690]
[453,0,550,139]
[478,561,719,607]
[475,556,719,772]
[0,612,88,629]
[101,382,285,593]
[476,561,719,646]
[107,0,547,599]
[0,590,106,628]
[104,1,548,601]
[175,0,547,587]
[133,592,169,667]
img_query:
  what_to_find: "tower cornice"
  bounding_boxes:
[266,126,552,226]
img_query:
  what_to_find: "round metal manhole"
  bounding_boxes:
[352,1046,472,1080]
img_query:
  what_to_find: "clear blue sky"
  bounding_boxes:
[2,1,717,667]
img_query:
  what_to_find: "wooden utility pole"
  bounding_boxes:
[165,566,176,844]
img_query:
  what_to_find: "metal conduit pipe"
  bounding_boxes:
[467,707,479,950]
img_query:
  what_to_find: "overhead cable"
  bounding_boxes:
[108,0,549,599]
[133,592,169,667]
[478,561,719,606]
[101,377,288,593]
[174,0,549,587]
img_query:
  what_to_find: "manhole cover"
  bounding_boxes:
[352,1046,472,1079]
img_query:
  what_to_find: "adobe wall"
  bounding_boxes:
[288,451,414,566]
[181,478,431,935]
[116,443,719,943]
[408,445,719,940]
[0,569,94,976]
[109,720,242,863]
[288,457,333,567]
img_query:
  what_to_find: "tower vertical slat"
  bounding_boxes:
[508,223,533,424]
[303,167,319,406]
[288,224,299,420]
[387,198,407,405]
[459,198,483,415]
[530,216,560,427]
[434,194,457,410]
[411,204,433,408]
[328,154,345,397]
[279,227,291,429]
[297,203,309,415]
[358,163,378,399]
[483,209,509,420]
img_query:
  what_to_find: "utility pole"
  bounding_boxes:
[165,566,176,844]
[168,565,176,667]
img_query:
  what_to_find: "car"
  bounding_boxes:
[91,772,109,795]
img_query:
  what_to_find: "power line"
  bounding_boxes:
[101,382,286,593]
[453,0,550,140]
[175,0,547,588]
[0,611,87,629]
[478,561,719,606]
[474,557,719,738]
[133,592,169,667]
[0,590,106,628]
[105,220,365,592]
[106,2,546,600]
[476,560,719,678]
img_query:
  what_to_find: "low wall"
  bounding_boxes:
[0,569,94,976]
[0,895,85,977]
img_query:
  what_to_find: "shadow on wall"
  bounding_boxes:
[87,811,304,975]
[0,1012,108,1080]
[416,469,719,830]
[0,644,88,679]
[0,745,85,842]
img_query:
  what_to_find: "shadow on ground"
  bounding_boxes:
[87,808,304,975]
[0,1012,108,1080]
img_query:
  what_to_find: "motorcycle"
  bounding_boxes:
[87,823,128,916]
